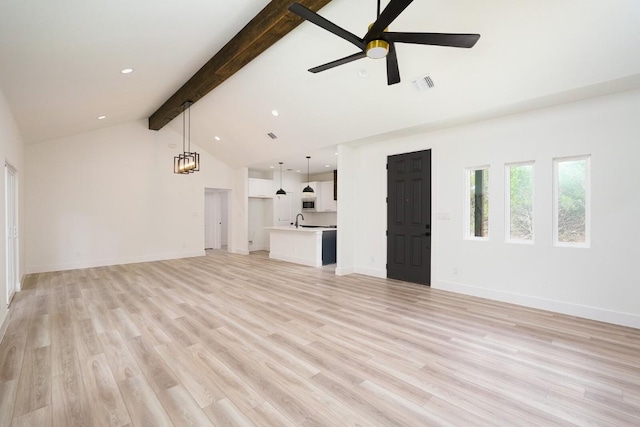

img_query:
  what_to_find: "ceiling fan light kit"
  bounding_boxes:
[366,39,389,59]
[288,0,480,86]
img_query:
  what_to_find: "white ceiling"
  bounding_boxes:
[1,0,639,175]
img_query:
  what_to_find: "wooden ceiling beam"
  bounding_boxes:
[149,0,332,131]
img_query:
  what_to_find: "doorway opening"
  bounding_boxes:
[386,149,432,285]
[5,163,18,305]
[204,188,230,251]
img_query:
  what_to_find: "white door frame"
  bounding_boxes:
[205,189,229,250]
[5,163,18,306]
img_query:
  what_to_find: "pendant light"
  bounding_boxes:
[302,156,314,194]
[276,162,286,195]
[174,101,200,174]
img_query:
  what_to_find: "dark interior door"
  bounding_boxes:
[387,149,432,285]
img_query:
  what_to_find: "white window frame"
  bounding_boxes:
[505,161,535,245]
[464,165,490,241]
[553,155,591,248]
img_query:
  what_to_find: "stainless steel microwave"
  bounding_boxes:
[302,200,316,211]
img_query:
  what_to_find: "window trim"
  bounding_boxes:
[464,165,490,241]
[505,161,535,245]
[553,155,591,248]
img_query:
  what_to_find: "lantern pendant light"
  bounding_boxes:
[302,156,314,194]
[276,162,286,195]
[173,101,200,174]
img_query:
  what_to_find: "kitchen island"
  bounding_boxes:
[266,226,337,267]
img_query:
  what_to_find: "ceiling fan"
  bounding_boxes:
[288,0,480,85]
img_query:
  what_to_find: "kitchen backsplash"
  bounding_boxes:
[302,211,337,226]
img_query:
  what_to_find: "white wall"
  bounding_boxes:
[0,87,25,335]
[339,88,640,328]
[25,119,235,272]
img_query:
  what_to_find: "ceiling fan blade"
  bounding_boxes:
[289,3,365,50]
[308,51,367,73]
[385,32,480,48]
[364,0,414,41]
[386,42,401,85]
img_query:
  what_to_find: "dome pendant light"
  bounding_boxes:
[276,162,286,196]
[302,156,314,194]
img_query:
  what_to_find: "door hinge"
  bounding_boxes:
[386,263,388,269]
[386,230,388,236]
[386,197,388,203]
[386,164,388,170]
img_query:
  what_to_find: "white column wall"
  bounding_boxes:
[230,167,249,255]
[335,144,357,276]
[342,88,640,327]
[0,87,25,336]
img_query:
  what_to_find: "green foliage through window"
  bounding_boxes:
[469,168,489,238]
[508,163,534,241]
[556,158,588,244]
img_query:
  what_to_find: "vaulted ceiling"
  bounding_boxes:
[1,0,639,174]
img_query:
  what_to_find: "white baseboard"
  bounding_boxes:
[335,266,355,276]
[354,266,387,279]
[435,280,640,329]
[26,250,206,274]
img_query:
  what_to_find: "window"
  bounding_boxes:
[554,156,590,247]
[506,162,534,242]
[466,167,489,239]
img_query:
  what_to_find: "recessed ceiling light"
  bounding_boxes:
[271,110,279,117]
[214,136,221,141]
[358,69,369,78]
[270,166,275,169]
[325,164,331,168]
[296,170,301,173]
[334,152,338,155]
[120,68,134,74]
[97,115,106,120]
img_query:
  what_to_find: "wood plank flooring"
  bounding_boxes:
[1,250,639,426]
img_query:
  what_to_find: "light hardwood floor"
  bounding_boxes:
[1,250,639,426]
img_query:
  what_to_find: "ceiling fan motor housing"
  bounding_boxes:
[366,23,389,59]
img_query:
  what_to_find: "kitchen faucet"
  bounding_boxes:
[295,213,304,228]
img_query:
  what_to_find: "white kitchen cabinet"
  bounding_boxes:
[317,181,337,212]
[300,180,336,212]
[248,178,273,198]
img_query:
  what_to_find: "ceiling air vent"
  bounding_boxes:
[411,75,435,92]
[267,132,278,139]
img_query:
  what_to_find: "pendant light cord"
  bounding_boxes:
[182,103,186,153]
